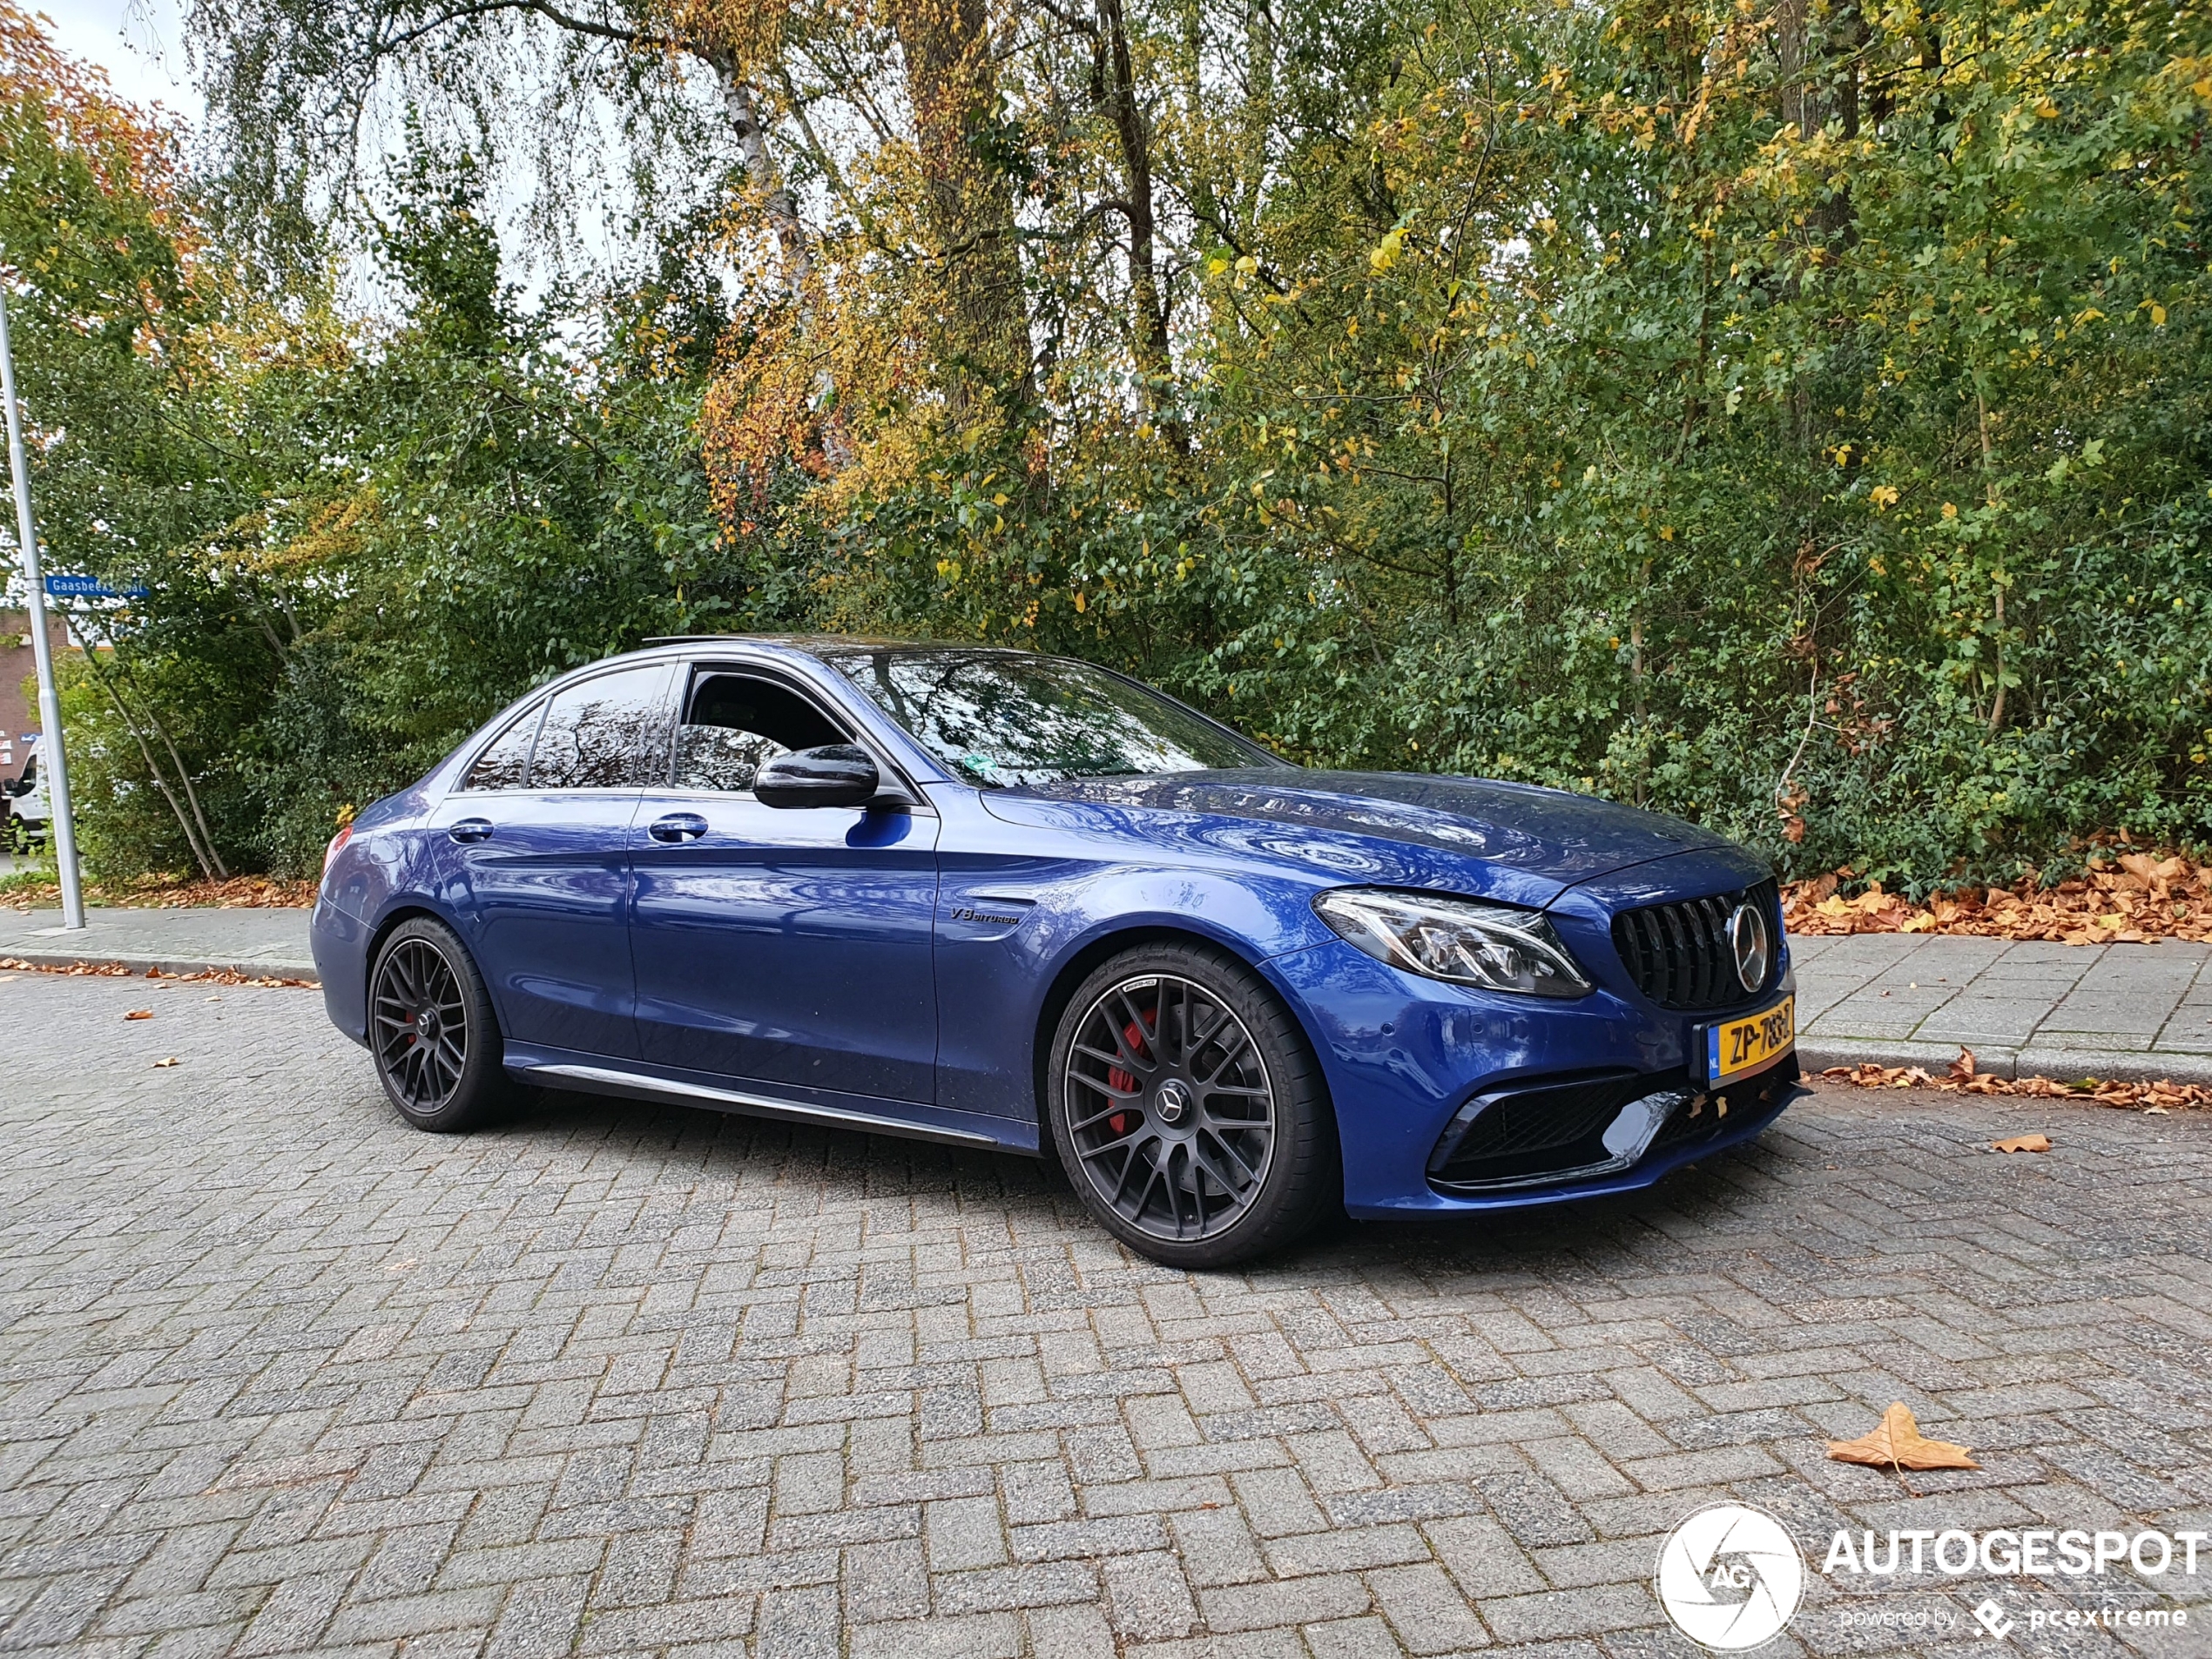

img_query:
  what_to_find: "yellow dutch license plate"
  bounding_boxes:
[1705,995,1795,1087]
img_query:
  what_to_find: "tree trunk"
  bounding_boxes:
[710,58,813,304]
[882,0,1033,411]
[1096,0,1180,445]
[69,636,222,880]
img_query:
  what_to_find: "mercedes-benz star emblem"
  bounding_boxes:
[1154,1079,1192,1126]
[1727,902,1770,995]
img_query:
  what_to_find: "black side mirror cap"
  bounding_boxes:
[754,745,881,810]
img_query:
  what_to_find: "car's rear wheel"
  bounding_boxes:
[369,916,515,1132]
[1047,942,1339,1267]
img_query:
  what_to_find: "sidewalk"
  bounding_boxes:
[3,904,2209,1085]
[0,905,314,978]
[1792,931,2212,1085]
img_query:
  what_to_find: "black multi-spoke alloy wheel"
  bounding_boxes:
[369,917,515,1131]
[1048,942,1339,1267]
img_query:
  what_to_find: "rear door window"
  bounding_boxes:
[529,664,675,790]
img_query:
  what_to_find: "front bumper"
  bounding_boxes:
[1265,937,1800,1217]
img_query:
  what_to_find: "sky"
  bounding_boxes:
[34,0,201,122]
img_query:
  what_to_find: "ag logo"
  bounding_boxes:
[1656,1502,1805,1650]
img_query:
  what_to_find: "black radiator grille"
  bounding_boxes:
[1611,877,1780,1012]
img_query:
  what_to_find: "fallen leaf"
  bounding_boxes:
[1898,912,1935,933]
[1993,1134,2051,1153]
[125,1008,153,1021]
[1826,1402,1979,1471]
[152,1057,179,1069]
[1948,1047,1978,1082]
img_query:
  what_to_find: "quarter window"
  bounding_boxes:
[530,665,673,790]
[462,704,543,791]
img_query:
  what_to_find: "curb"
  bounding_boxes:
[1,948,320,982]
[1798,1038,2212,1089]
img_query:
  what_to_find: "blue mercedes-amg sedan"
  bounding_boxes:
[312,637,1802,1265]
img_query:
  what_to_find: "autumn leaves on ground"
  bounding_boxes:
[1819,1049,2212,1113]
[0,873,315,913]
[1785,850,2212,944]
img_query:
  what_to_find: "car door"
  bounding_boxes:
[431,660,674,1059]
[629,664,941,1103]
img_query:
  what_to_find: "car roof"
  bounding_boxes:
[642,634,1038,656]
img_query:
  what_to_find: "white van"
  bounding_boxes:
[7,749,49,852]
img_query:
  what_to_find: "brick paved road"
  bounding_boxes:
[3,972,2209,1658]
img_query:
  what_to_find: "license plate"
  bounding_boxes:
[1704,995,1795,1087]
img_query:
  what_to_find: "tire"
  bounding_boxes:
[368,916,517,1132]
[1046,941,1340,1268]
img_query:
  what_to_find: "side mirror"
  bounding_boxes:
[754,744,881,810]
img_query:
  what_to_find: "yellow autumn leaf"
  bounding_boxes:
[1993,1133,2051,1153]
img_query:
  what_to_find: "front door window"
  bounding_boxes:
[673,673,848,792]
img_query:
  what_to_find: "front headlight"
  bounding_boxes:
[1313,887,1592,998]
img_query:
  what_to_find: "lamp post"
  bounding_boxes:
[0,286,85,929]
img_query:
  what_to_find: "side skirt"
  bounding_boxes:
[506,1051,1037,1156]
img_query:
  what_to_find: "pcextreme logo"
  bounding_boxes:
[1655,1503,1806,1651]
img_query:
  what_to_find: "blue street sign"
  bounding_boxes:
[44,573,148,598]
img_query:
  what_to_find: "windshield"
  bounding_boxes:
[821,649,1286,788]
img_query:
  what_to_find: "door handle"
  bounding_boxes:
[648,813,708,844]
[448,818,494,844]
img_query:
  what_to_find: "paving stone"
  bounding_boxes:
[1,973,2209,1659]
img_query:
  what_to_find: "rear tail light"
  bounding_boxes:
[323,824,353,875]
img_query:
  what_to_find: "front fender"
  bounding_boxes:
[933,791,1339,1119]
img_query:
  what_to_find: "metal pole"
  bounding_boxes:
[0,287,85,929]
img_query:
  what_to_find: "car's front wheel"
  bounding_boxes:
[368,916,516,1132]
[1046,942,1339,1267]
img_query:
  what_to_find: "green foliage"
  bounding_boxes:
[10,0,2212,890]
[7,57,733,876]
[723,0,2212,892]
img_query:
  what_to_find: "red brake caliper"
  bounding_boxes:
[1105,1007,1156,1136]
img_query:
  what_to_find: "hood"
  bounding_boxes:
[992,769,1731,898]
